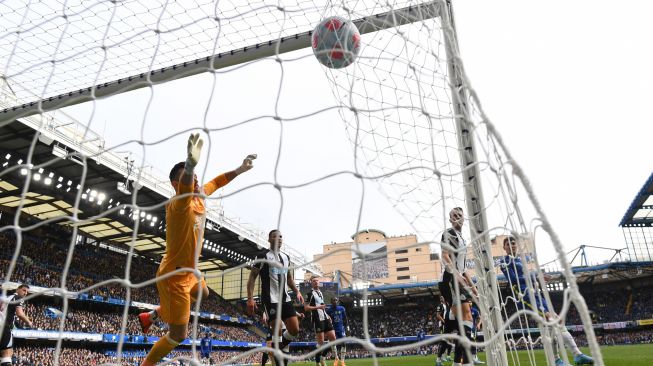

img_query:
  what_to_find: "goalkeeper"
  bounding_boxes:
[499,236,593,366]
[139,133,256,366]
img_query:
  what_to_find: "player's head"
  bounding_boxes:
[268,229,283,250]
[310,275,320,289]
[169,161,200,193]
[449,207,464,230]
[16,284,29,297]
[503,235,518,255]
[331,297,339,306]
[439,295,445,304]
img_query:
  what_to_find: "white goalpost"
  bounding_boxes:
[0,1,603,365]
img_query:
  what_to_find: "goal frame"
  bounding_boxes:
[0,1,518,364]
[0,1,440,124]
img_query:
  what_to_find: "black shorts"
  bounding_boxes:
[263,301,296,322]
[439,272,472,305]
[443,318,457,333]
[313,319,334,333]
[0,329,13,351]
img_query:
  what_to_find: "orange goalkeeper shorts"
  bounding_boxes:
[156,271,207,325]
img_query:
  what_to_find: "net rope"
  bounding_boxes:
[0,0,603,365]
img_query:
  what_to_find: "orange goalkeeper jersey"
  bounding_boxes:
[158,172,236,275]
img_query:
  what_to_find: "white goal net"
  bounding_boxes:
[0,0,603,365]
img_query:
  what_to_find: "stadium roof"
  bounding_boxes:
[619,171,653,227]
[0,113,318,274]
[338,261,653,301]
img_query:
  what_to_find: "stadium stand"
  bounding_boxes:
[3,215,653,364]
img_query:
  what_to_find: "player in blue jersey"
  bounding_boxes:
[200,333,213,362]
[327,297,349,366]
[470,305,484,365]
[500,236,594,366]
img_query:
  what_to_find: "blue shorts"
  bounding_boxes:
[334,330,346,339]
[515,288,549,316]
[201,351,211,359]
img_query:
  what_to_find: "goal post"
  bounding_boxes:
[441,2,508,365]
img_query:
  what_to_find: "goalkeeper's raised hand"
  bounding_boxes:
[235,154,257,175]
[185,132,204,174]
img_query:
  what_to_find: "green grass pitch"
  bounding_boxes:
[290,344,653,365]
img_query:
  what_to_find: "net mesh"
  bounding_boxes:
[0,0,603,365]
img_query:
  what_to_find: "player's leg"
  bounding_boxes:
[141,274,192,366]
[452,295,473,366]
[0,343,13,366]
[279,302,300,351]
[267,319,283,366]
[190,277,210,303]
[436,282,452,366]
[324,326,339,366]
[543,309,593,366]
[336,332,347,366]
[138,306,159,334]
[472,330,484,364]
[315,330,326,366]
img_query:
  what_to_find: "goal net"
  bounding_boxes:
[0,0,603,365]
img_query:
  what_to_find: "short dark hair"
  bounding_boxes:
[503,236,516,245]
[310,275,320,281]
[169,161,186,182]
[268,229,280,237]
[17,284,29,290]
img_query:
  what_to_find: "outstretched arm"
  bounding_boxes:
[203,154,257,195]
[172,133,204,210]
[246,267,260,316]
[182,133,203,185]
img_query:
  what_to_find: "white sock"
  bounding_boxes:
[561,329,581,356]
[331,344,338,359]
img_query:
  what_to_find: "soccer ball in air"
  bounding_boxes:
[312,16,361,69]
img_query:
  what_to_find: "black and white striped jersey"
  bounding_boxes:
[0,293,24,331]
[306,289,328,322]
[441,227,467,278]
[255,249,292,304]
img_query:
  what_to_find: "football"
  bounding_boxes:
[312,16,361,69]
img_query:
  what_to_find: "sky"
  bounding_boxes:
[44,0,653,268]
[452,1,653,263]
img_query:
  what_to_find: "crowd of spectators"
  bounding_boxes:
[21,302,261,342]
[577,329,653,346]
[0,231,244,319]
[14,347,118,366]
[13,347,262,365]
[352,256,388,280]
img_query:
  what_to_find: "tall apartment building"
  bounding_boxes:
[310,230,536,287]
[312,229,442,286]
